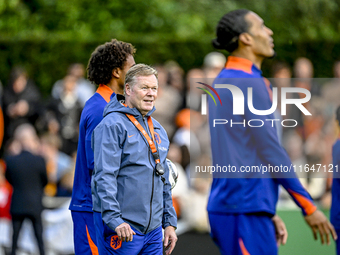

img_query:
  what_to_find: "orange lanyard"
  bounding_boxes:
[125,113,160,164]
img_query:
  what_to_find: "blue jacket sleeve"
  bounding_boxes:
[162,159,177,229]
[92,122,125,231]
[246,79,316,215]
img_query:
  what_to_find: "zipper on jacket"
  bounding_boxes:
[143,117,155,234]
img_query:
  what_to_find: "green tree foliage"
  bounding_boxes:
[0,0,339,95]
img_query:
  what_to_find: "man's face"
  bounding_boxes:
[126,75,158,116]
[245,12,275,58]
[118,55,136,91]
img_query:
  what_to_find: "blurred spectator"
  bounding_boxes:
[185,68,205,111]
[52,63,95,106]
[2,67,41,145]
[0,159,12,253]
[45,75,82,155]
[322,61,340,120]
[182,153,212,233]
[283,130,308,190]
[293,58,324,143]
[167,143,189,220]
[165,60,185,93]
[294,57,320,96]
[203,52,226,79]
[152,65,182,139]
[4,124,47,255]
[40,133,73,197]
[56,151,76,197]
[271,61,293,142]
[173,109,201,171]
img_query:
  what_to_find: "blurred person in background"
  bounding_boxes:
[2,67,41,145]
[185,68,205,111]
[0,86,11,253]
[270,61,293,143]
[69,39,135,255]
[56,151,76,197]
[203,52,226,79]
[293,58,323,145]
[40,133,73,197]
[0,159,12,253]
[46,75,83,156]
[4,124,47,255]
[166,143,189,221]
[52,63,96,106]
[294,57,320,96]
[331,105,340,255]
[152,65,182,140]
[322,61,340,120]
[173,109,201,172]
[165,60,186,109]
[208,9,336,255]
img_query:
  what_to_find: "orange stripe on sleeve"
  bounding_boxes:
[96,84,114,103]
[239,238,250,255]
[86,225,99,255]
[288,189,317,215]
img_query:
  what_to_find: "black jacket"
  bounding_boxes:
[5,150,48,216]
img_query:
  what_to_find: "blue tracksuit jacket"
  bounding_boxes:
[91,94,177,234]
[69,84,114,212]
[207,56,316,216]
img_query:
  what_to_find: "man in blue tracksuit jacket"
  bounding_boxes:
[92,64,177,255]
[207,9,337,255]
[69,39,135,254]
[331,106,340,255]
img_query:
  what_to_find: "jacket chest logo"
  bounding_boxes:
[154,132,161,144]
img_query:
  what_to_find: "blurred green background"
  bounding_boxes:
[0,0,340,96]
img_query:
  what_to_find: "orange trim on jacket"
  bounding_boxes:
[288,189,317,215]
[225,56,253,74]
[96,84,114,103]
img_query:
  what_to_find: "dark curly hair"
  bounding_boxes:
[87,39,136,85]
[212,9,250,53]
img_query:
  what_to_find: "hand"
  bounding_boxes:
[115,223,136,242]
[16,100,29,116]
[304,209,337,245]
[272,215,288,246]
[163,226,177,255]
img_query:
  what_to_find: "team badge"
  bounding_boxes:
[110,235,122,250]
[154,132,161,144]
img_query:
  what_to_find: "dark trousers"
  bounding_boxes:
[11,214,45,255]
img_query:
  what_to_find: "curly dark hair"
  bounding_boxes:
[87,39,136,85]
[212,9,250,53]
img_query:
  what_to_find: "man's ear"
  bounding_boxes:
[239,33,253,46]
[112,68,121,79]
[125,83,131,96]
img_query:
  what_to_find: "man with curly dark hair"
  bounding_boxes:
[69,39,135,255]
